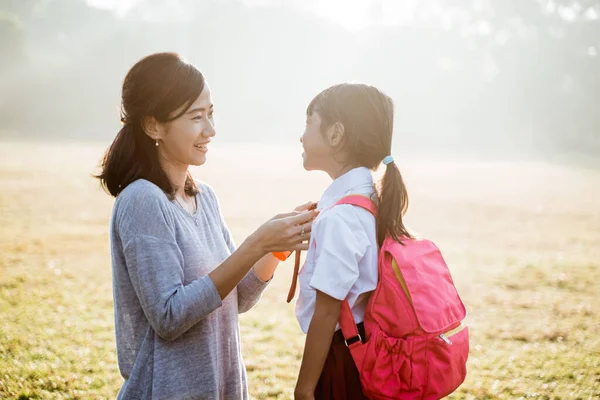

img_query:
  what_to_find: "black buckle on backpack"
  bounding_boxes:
[344,334,362,347]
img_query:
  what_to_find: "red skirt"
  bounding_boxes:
[314,323,369,400]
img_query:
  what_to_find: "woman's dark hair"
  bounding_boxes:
[307,83,413,247]
[95,52,204,199]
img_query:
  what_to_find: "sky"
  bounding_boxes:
[86,0,419,30]
[2,0,594,157]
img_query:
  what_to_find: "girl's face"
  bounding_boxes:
[300,111,334,172]
[155,84,216,168]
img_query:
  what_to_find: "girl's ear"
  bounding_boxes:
[327,122,345,147]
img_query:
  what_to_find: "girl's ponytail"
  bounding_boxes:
[377,160,412,247]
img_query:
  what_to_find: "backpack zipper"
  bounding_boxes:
[439,323,466,345]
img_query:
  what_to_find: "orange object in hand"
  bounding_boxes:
[272,251,292,261]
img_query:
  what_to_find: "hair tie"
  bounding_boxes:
[382,155,395,165]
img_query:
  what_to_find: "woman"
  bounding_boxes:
[96,52,317,399]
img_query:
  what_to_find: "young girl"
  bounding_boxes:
[293,83,412,400]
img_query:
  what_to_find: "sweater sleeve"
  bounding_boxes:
[116,185,223,341]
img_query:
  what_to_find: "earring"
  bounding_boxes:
[155,139,159,147]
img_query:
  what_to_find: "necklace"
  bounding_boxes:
[175,194,199,225]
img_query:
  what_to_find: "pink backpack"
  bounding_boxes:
[335,195,469,400]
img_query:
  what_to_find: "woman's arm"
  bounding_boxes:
[209,210,314,300]
[118,186,316,341]
[122,233,262,341]
[252,252,280,281]
[236,253,279,313]
[228,200,316,313]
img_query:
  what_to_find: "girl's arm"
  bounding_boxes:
[295,290,341,400]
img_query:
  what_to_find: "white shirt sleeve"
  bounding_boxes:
[309,205,371,301]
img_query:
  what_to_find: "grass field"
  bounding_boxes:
[0,141,599,399]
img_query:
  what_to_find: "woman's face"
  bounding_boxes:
[157,84,216,168]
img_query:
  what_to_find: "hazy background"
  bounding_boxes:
[1,0,599,161]
[1,1,600,398]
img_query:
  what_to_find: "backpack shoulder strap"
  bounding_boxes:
[334,195,378,217]
[335,194,378,367]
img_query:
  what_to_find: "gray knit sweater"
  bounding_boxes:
[109,179,268,399]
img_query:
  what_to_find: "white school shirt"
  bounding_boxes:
[295,167,379,334]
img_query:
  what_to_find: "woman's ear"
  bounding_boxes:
[142,116,164,142]
[327,122,345,147]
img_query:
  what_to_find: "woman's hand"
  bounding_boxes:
[294,201,318,212]
[209,207,317,301]
[250,209,318,254]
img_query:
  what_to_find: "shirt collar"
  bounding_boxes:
[317,167,375,210]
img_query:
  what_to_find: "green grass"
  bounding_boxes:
[0,142,599,399]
